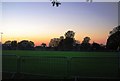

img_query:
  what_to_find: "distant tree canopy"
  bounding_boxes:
[49,30,76,50]
[80,37,91,51]
[91,42,101,51]
[3,40,35,50]
[65,30,75,39]
[56,30,75,51]
[48,30,106,51]
[106,26,120,51]
[11,40,17,50]
[60,36,64,40]
[4,40,11,45]
[3,40,17,50]
[2,29,109,51]
[18,40,35,50]
[41,43,47,47]
[49,38,61,47]
[82,37,91,44]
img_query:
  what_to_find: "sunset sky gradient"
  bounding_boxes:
[1,2,118,46]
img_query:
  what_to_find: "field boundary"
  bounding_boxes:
[2,53,120,79]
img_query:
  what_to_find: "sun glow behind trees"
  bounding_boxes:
[1,2,118,46]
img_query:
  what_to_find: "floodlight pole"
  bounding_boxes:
[0,32,3,45]
[0,32,3,51]
[118,48,120,77]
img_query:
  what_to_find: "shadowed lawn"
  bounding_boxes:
[2,50,119,78]
[2,50,117,57]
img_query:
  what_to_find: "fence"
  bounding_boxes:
[2,53,120,79]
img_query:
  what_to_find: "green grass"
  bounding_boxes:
[2,50,119,78]
[2,50,117,57]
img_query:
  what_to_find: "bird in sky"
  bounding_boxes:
[51,0,61,7]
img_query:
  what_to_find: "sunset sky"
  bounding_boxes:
[1,2,118,46]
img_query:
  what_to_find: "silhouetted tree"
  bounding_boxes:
[60,36,64,40]
[49,38,60,48]
[58,30,75,51]
[49,36,64,48]
[11,40,17,50]
[109,26,120,36]
[65,30,75,38]
[41,43,47,48]
[100,44,106,51]
[91,42,101,51]
[57,36,64,50]
[106,26,120,51]
[73,40,81,51]
[29,41,35,47]
[17,40,34,50]
[63,37,75,51]
[4,40,11,45]
[82,37,90,43]
[3,40,12,50]
[80,37,91,51]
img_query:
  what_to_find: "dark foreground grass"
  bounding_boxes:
[2,50,120,79]
[2,50,118,57]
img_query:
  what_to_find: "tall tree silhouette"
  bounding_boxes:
[106,26,120,51]
[58,30,75,51]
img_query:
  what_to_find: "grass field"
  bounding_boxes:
[2,50,120,79]
[2,50,118,57]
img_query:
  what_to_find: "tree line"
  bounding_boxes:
[48,31,105,51]
[2,25,120,51]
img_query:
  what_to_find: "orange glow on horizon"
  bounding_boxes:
[2,34,107,46]
[2,28,109,46]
